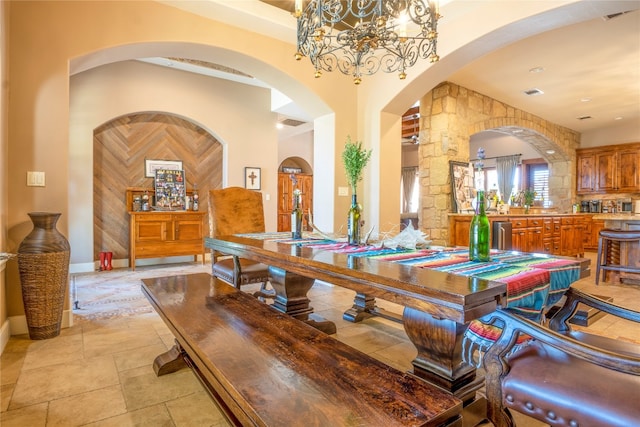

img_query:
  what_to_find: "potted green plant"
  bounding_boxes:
[523,188,536,213]
[341,136,372,245]
[342,136,372,195]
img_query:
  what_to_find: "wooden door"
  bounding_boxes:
[278,173,313,232]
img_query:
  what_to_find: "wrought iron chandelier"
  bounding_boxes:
[294,0,440,84]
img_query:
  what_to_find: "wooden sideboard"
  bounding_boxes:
[449,213,602,256]
[126,188,205,270]
[129,211,206,270]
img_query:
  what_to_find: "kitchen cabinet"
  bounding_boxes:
[616,148,640,192]
[576,142,640,194]
[277,172,313,232]
[510,217,544,253]
[559,217,585,257]
[582,215,605,251]
[449,214,587,257]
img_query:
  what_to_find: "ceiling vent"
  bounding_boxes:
[577,115,592,121]
[523,88,544,96]
[603,11,631,21]
[280,118,306,127]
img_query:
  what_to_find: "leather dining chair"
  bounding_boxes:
[208,187,273,299]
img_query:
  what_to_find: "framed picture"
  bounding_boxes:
[449,161,475,213]
[282,167,302,174]
[154,169,186,210]
[245,167,261,190]
[145,159,183,178]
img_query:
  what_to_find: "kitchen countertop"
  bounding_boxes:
[449,212,591,217]
[593,213,640,221]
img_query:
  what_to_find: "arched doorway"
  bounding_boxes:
[277,157,313,232]
[93,112,222,263]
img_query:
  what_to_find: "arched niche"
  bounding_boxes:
[278,157,313,174]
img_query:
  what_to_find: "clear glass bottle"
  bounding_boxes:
[291,190,302,239]
[192,184,199,211]
[347,194,361,246]
[469,190,490,261]
[141,191,150,211]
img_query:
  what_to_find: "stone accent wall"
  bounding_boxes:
[418,82,581,246]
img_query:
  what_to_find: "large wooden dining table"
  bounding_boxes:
[204,234,589,424]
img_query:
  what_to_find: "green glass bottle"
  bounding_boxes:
[469,190,490,261]
[347,194,361,246]
[291,190,303,239]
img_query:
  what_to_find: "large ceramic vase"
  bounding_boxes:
[17,212,70,340]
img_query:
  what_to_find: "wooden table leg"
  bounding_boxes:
[403,307,487,427]
[343,292,403,323]
[268,266,337,334]
[153,340,188,376]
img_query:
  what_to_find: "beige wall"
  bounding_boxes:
[70,59,276,266]
[4,1,358,321]
[1,0,9,346]
[3,0,638,338]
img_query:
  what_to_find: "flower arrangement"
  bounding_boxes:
[342,136,372,194]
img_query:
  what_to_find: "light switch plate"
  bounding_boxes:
[338,186,349,196]
[27,171,45,187]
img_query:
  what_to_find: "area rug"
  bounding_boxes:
[72,262,209,322]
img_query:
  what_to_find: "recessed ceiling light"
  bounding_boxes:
[580,97,592,103]
[529,66,545,73]
[276,122,284,129]
[614,116,623,121]
[546,150,555,154]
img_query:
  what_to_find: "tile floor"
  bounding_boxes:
[1,252,639,426]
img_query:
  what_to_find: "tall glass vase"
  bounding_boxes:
[469,191,490,262]
[347,194,361,246]
[17,212,70,339]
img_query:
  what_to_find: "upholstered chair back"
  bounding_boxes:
[208,187,265,238]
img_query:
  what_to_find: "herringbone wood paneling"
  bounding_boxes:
[94,113,222,261]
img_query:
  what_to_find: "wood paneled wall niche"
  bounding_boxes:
[93,112,222,262]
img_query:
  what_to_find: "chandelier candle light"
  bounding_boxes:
[469,147,490,262]
[294,0,440,84]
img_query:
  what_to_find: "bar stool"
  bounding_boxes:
[595,228,640,284]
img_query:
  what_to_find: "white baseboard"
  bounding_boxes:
[70,255,210,274]
[7,309,74,339]
[0,318,10,355]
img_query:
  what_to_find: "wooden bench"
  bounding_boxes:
[142,273,463,427]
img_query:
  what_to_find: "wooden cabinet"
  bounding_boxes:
[129,211,205,270]
[577,143,640,194]
[559,217,585,257]
[576,153,596,194]
[449,215,472,247]
[542,218,554,254]
[277,172,313,232]
[590,219,605,250]
[449,214,588,256]
[510,217,544,253]
[617,148,640,192]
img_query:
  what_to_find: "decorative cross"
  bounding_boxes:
[248,171,258,185]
